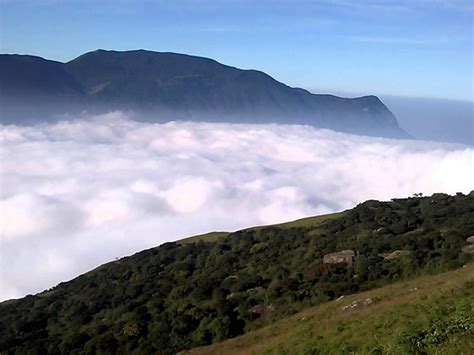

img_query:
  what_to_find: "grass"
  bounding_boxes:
[178,231,230,245]
[178,211,345,245]
[244,211,346,230]
[183,263,474,355]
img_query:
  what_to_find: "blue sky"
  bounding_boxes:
[1,0,472,100]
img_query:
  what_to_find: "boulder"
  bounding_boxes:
[336,295,345,302]
[248,304,275,322]
[323,250,356,267]
[466,236,474,244]
[461,244,474,255]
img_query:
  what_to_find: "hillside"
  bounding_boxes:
[0,50,406,138]
[184,264,474,354]
[0,192,473,354]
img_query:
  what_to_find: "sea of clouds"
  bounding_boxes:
[1,112,473,301]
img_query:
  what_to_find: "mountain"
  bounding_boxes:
[0,49,407,138]
[0,54,85,120]
[1,192,472,354]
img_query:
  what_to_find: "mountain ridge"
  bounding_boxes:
[0,49,407,138]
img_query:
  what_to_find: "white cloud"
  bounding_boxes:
[160,177,218,213]
[0,112,473,300]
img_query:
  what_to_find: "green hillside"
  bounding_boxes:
[178,231,230,245]
[178,211,344,245]
[185,263,474,355]
[0,192,473,354]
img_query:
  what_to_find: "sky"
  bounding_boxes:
[0,0,472,101]
[1,112,473,300]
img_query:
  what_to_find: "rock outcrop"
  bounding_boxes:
[248,304,275,322]
[323,250,356,267]
[461,236,474,254]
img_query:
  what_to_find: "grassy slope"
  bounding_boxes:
[184,263,474,355]
[178,212,345,245]
[178,231,230,245]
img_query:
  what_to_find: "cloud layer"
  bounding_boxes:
[1,112,473,300]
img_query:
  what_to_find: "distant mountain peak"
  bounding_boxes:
[0,50,408,138]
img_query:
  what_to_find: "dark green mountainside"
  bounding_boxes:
[0,192,473,354]
[0,50,406,138]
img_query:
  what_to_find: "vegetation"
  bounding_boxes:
[0,192,473,354]
[185,263,474,354]
[178,231,229,245]
[178,211,344,244]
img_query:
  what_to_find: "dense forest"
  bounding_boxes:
[1,192,473,354]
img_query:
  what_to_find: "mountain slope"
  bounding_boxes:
[184,264,474,355]
[0,54,81,96]
[0,192,472,354]
[0,54,85,120]
[0,49,406,138]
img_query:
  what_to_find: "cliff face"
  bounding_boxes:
[0,50,407,138]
